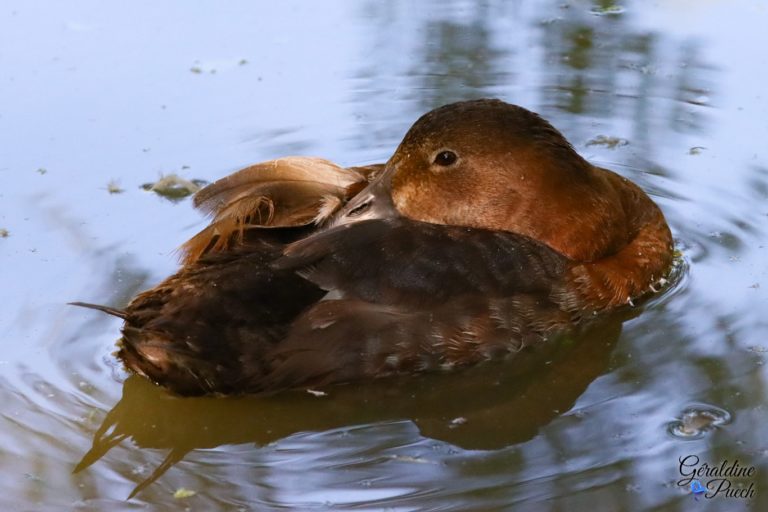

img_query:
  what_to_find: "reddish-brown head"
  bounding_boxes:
[376,99,628,262]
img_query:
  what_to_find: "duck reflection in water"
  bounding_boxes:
[72,99,677,496]
[77,314,637,498]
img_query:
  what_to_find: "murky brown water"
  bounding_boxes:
[2,1,767,510]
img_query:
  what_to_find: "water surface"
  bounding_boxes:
[1,1,767,510]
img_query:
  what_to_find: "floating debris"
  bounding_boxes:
[538,17,561,26]
[590,4,625,16]
[130,463,150,476]
[586,135,629,149]
[83,408,99,424]
[24,473,45,483]
[388,455,438,464]
[623,63,656,75]
[688,146,706,155]
[449,416,467,428]
[0,228,8,238]
[141,174,207,202]
[106,180,124,194]
[306,388,327,397]
[190,58,249,74]
[668,404,731,439]
[173,487,196,499]
[36,167,47,175]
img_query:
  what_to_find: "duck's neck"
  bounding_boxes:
[556,167,674,311]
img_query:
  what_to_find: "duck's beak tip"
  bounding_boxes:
[331,164,399,227]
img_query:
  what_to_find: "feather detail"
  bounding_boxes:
[312,194,344,225]
[180,157,380,265]
[193,157,364,215]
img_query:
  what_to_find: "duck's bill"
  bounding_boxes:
[330,163,399,227]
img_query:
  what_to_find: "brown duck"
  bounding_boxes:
[73,99,674,396]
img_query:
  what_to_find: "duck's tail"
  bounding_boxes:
[69,301,127,320]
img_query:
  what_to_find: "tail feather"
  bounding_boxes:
[69,301,127,320]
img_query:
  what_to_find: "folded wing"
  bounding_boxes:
[260,219,575,391]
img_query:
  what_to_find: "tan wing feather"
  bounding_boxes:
[194,157,364,215]
[181,157,378,265]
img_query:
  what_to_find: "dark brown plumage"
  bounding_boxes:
[73,99,674,396]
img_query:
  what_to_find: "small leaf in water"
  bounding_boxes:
[190,66,203,74]
[590,4,625,16]
[141,174,206,202]
[0,229,8,238]
[173,487,196,499]
[36,167,47,175]
[106,180,124,194]
[688,146,706,155]
[667,404,731,439]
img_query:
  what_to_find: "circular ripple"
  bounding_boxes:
[667,403,732,439]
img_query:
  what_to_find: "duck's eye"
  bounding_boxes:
[433,150,458,167]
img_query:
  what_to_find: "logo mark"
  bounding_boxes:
[690,479,706,499]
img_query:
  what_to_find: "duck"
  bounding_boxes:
[73,99,674,396]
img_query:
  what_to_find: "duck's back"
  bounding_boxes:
[120,218,570,395]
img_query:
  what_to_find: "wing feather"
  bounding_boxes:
[180,157,381,264]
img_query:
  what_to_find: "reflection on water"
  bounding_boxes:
[1,0,768,510]
[409,3,512,110]
[76,315,627,498]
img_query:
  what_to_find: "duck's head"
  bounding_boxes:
[336,99,659,263]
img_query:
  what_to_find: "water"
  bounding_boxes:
[1,0,767,510]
